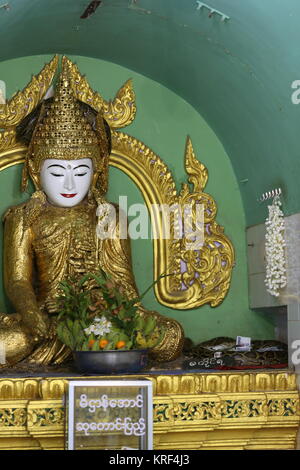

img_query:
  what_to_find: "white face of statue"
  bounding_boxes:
[40,158,93,207]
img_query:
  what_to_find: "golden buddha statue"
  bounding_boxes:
[0,69,184,367]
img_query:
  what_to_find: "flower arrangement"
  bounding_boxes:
[56,270,164,352]
[264,196,287,297]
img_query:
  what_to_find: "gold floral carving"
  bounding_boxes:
[28,407,64,428]
[0,407,27,427]
[153,393,300,425]
[172,400,221,421]
[111,132,234,308]
[62,56,136,128]
[0,130,18,153]
[0,56,234,309]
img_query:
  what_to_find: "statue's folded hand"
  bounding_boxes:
[48,317,58,339]
[0,313,22,328]
[22,310,50,342]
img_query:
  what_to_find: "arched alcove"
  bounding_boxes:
[0,55,275,342]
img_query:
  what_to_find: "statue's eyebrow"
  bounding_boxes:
[73,164,91,170]
[47,164,66,169]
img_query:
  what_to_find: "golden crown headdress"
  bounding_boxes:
[22,67,110,193]
[32,75,107,162]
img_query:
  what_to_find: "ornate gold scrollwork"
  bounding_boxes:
[111,133,234,308]
[62,55,136,128]
[0,55,234,310]
[0,130,18,153]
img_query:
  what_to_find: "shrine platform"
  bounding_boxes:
[0,364,298,450]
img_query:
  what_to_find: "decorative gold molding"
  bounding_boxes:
[0,370,297,400]
[0,373,298,450]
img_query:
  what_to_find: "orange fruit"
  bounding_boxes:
[99,339,109,349]
[116,340,126,349]
[88,339,95,349]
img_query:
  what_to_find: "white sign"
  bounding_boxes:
[67,380,153,450]
[236,336,252,352]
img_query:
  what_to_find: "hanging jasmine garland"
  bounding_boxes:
[264,196,287,297]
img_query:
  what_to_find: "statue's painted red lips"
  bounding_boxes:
[61,194,77,198]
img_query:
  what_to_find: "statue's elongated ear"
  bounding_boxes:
[103,118,112,155]
[27,158,40,191]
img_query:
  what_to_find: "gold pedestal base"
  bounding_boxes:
[0,370,299,450]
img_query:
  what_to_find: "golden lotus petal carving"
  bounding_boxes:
[0,56,58,128]
[62,56,136,128]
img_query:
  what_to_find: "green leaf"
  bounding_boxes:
[139,272,173,300]
[118,332,130,342]
[57,322,75,349]
[144,316,156,335]
[92,340,100,351]
[135,316,145,330]
[66,318,74,331]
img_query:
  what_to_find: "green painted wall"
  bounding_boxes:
[0,55,275,343]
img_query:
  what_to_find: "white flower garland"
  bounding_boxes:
[264,196,287,297]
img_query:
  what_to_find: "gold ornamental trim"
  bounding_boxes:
[62,56,136,129]
[0,147,25,169]
[0,370,297,399]
[0,373,298,450]
[0,130,18,152]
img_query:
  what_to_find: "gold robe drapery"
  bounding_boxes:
[2,196,183,365]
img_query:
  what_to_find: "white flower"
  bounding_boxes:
[264,197,287,297]
[84,315,112,337]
